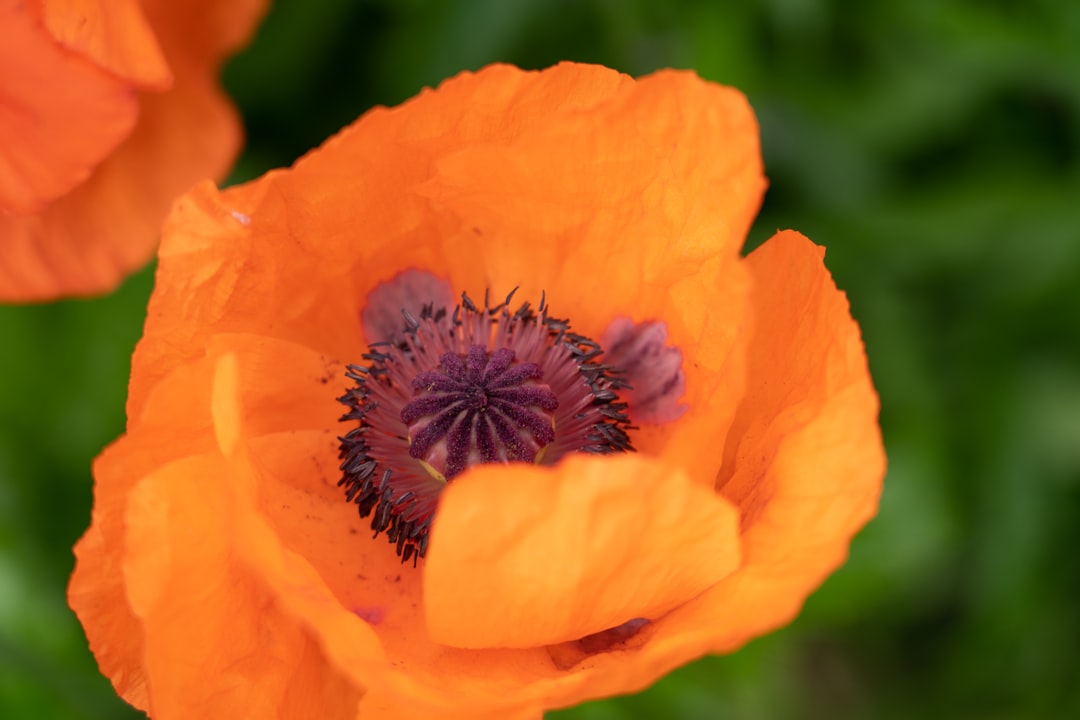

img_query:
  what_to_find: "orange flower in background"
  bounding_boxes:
[0,0,266,301]
[69,62,885,719]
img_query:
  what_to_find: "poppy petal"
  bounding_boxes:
[206,352,486,715]
[720,230,884,539]
[0,0,137,215]
[0,0,265,301]
[97,352,364,719]
[67,506,151,712]
[500,231,884,708]
[413,65,764,339]
[69,353,223,712]
[122,453,363,720]
[646,230,884,654]
[0,52,240,299]
[42,0,172,89]
[424,454,741,649]
[143,0,268,61]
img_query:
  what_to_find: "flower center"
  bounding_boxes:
[403,345,558,481]
[338,290,633,564]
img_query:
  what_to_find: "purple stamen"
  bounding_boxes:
[601,317,687,425]
[339,287,635,564]
[402,344,559,479]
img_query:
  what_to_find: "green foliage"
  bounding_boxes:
[2,1,1078,717]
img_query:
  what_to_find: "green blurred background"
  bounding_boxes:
[2,0,1079,718]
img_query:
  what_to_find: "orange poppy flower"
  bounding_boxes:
[0,0,265,301]
[69,62,885,719]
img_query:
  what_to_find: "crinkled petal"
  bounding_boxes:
[719,230,884,540]
[124,180,369,412]
[644,230,885,657]
[68,509,151,712]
